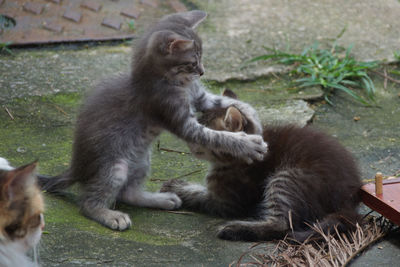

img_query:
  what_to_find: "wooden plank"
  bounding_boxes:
[361,180,400,226]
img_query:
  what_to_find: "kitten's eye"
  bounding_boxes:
[181,62,197,67]
[5,223,19,236]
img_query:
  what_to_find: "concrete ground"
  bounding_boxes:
[1,0,400,266]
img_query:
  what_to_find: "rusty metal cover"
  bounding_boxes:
[0,0,187,46]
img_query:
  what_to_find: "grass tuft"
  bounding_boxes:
[243,42,378,106]
[0,42,13,55]
[127,20,135,32]
[394,51,400,62]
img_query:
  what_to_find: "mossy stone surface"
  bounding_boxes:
[1,68,399,265]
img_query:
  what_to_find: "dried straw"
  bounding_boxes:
[235,216,397,267]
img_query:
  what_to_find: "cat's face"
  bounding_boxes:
[189,105,248,163]
[144,11,207,85]
[188,90,253,163]
[0,162,45,252]
[163,39,204,85]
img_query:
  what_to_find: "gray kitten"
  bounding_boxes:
[39,11,268,231]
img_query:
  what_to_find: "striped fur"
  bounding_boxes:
[161,93,362,242]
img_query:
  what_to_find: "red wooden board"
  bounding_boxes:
[361,178,400,226]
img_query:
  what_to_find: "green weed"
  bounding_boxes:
[244,42,378,106]
[0,42,13,55]
[127,20,135,32]
[0,14,15,30]
[389,69,400,76]
[394,51,400,61]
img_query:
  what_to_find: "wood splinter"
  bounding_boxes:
[375,172,383,195]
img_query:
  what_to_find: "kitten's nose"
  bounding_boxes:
[198,63,205,76]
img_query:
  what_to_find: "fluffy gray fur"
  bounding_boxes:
[39,11,267,231]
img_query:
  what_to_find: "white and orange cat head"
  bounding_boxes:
[0,161,44,249]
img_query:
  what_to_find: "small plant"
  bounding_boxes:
[0,14,16,31]
[394,51,400,61]
[244,42,378,106]
[127,20,135,32]
[0,42,13,55]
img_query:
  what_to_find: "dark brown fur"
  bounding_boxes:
[161,90,362,242]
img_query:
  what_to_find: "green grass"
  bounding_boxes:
[0,14,15,30]
[0,15,15,55]
[127,20,135,32]
[243,42,378,106]
[0,42,13,55]
[394,51,400,62]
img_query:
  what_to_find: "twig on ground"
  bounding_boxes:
[164,210,195,215]
[271,72,281,80]
[173,169,202,179]
[53,104,69,117]
[372,70,400,84]
[4,106,14,120]
[384,68,388,89]
[149,178,169,182]
[159,147,190,154]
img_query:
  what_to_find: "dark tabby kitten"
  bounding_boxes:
[39,11,267,231]
[161,90,362,242]
[0,158,45,266]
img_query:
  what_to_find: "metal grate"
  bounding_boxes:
[0,0,187,46]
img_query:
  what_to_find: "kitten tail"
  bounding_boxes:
[37,171,74,193]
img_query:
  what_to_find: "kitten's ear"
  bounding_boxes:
[168,38,194,54]
[222,89,238,99]
[180,10,207,29]
[161,10,206,29]
[224,107,244,132]
[1,162,37,201]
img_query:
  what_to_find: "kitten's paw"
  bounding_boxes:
[234,133,268,163]
[157,192,182,210]
[160,179,189,194]
[217,222,258,241]
[100,210,132,231]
